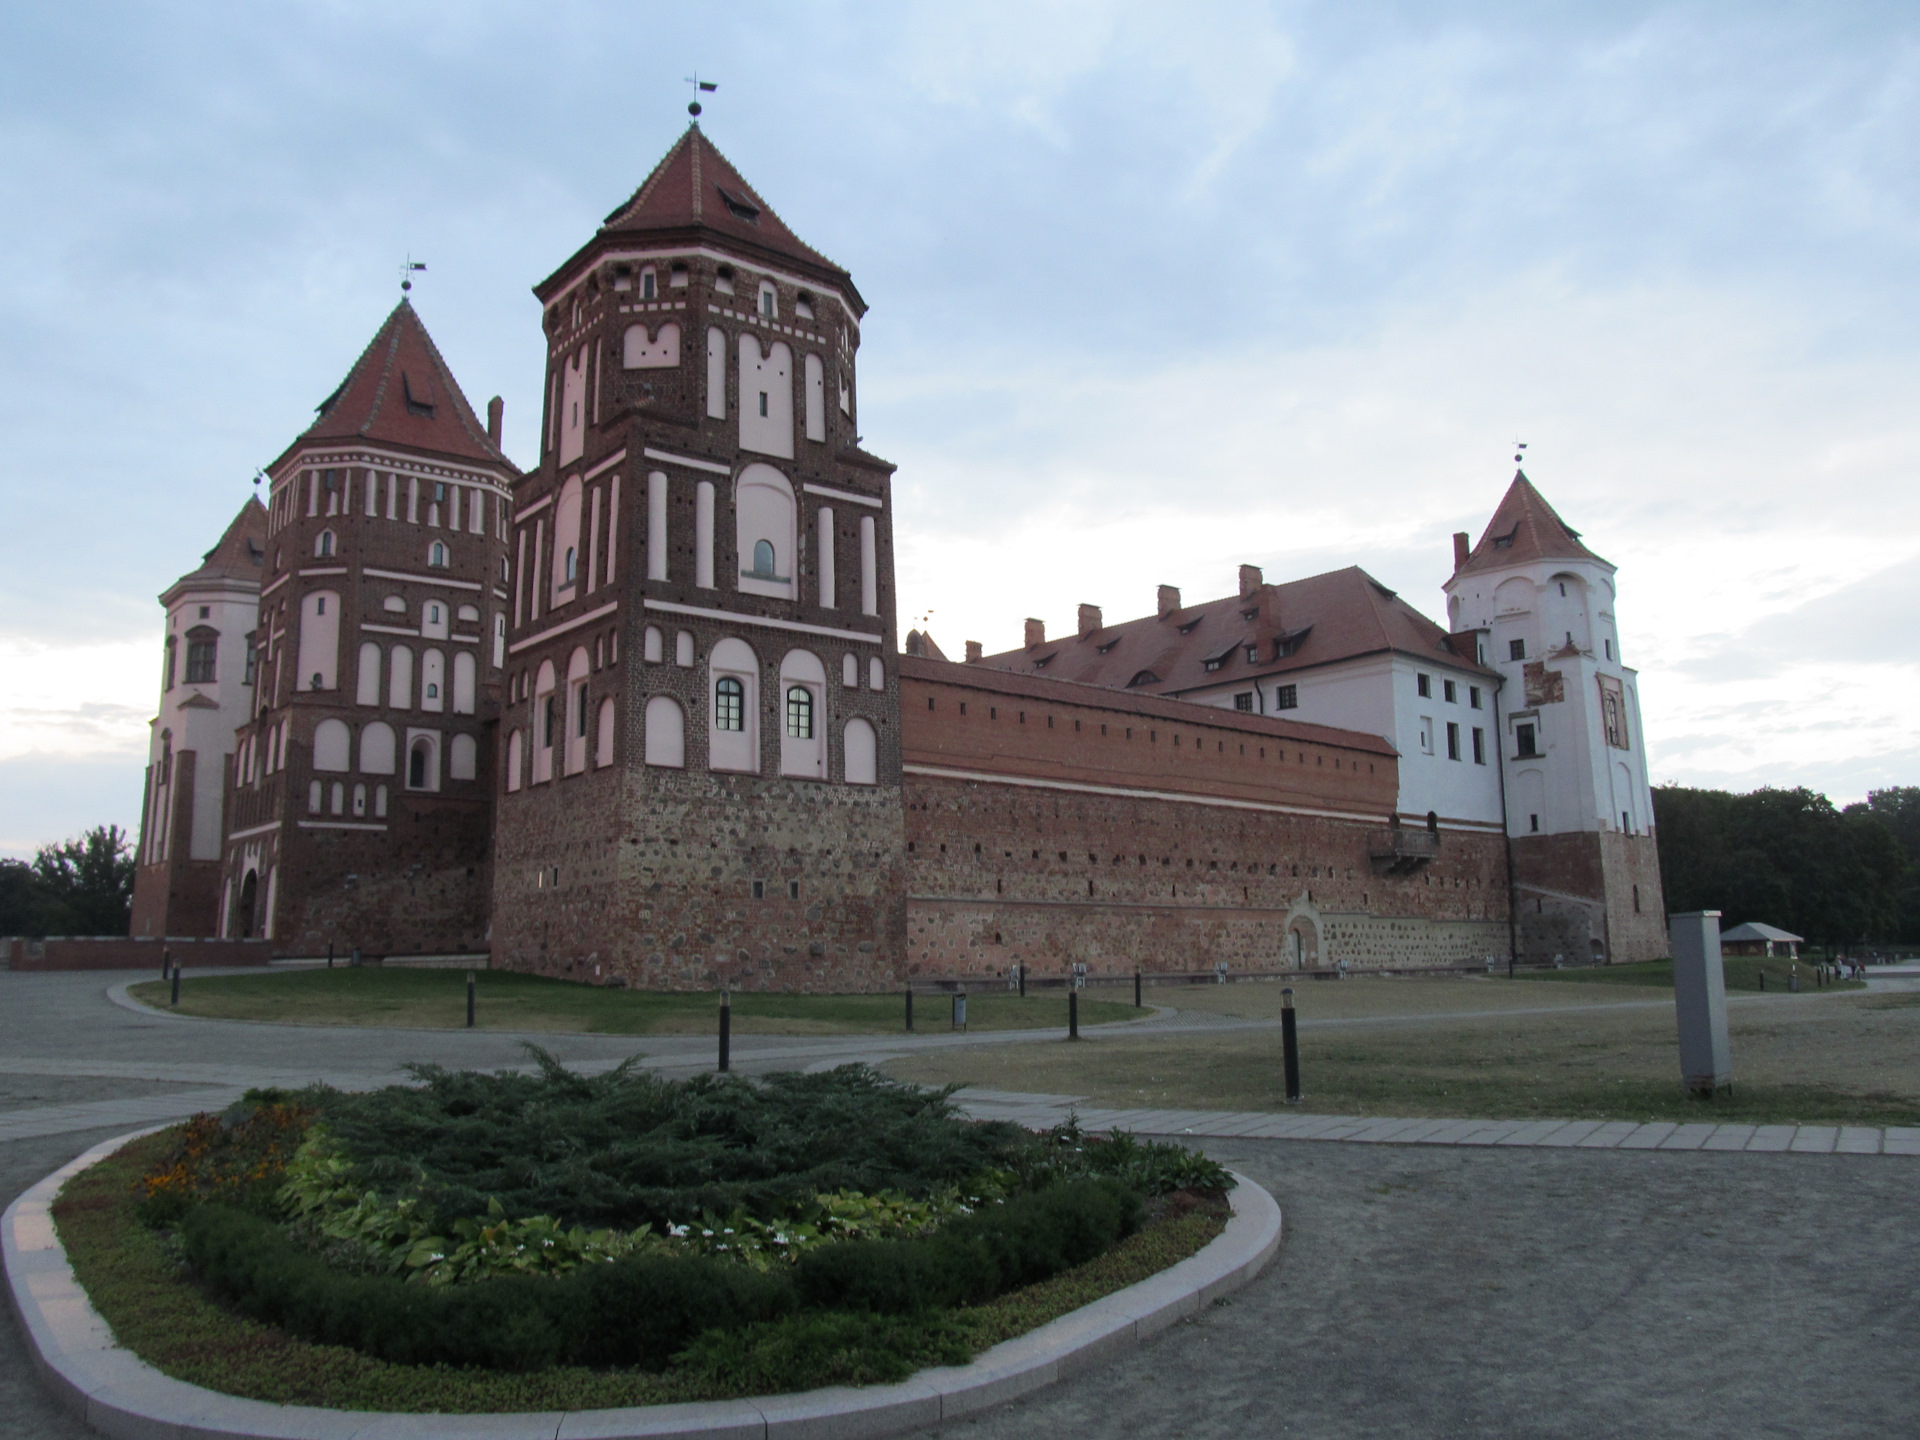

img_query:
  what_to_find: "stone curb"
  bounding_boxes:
[5,1131,1282,1440]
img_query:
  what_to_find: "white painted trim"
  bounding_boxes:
[903,764,1395,826]
[584,449,626,481]
[641,598,883,645]
[642,446,731,475]
[450,634,480,646]
[515,493,554,521]
[297,567,348,579]
[507,600,621,656]
[259,573,290,598]
[295,821,389,833]
[802,482,882,509]
[223,821,281,842]
[559,244,859,323]
[360,624,419,637]
[269,445,513,492]
[362,567,483,593]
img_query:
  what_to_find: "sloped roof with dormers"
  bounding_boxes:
[973,565,1496,698]
[161,498,266,602]
[537,125,864,312]
[1453,472,1609,579]
[272,300,515,475]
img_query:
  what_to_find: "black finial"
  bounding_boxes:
[399,255,426,294]
[685,72,717,119]
[1513,439,1528,465]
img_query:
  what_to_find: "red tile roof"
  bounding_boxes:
[971,565,1494,698]
[168,498,266,593]
[539,126,862,310]
[276,300,514,474]
[1453,472,1607,578]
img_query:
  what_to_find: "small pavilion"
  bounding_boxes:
[1719,922,1803,959]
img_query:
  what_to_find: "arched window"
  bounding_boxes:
[374,784,388,818]
[753,539,776,577]
[565,546,577,583]
[643,626,663,663]
[844,718,877,786]
[390,646,413,708]
[450,733,478,781]
[786,685,813,739]
[758,280,777,319]
[597,697,616,767]
[307,780,322,813]
[429,541,448,568]
[330,781,345,815]
[184,629,217,684]
[735,463,796,597]
[505,728,523,792]
[421,649,446,712]
[641,266,657,300]
[564,648,590,775]
[356,642,382,705]
[842,653,858,688]
[407,737,437,791]
[315,530,335,559]
[453,651,476,714]
[715,676,745,731]
[551,476,582,604]
[869,656,885,691]
[352,782,367,817]
[163,635,177,691]
[312,719,351,772]
[298,589,341,691]
[644,696,684,768]
[359,721,395,775]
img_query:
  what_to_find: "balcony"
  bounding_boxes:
[1368,826,1439,876]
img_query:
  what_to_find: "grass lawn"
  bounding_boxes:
[124,966,1141,1035]
[1510,956,1864,993]
[55,1130,1225,1412]
[884,987,1920,1127]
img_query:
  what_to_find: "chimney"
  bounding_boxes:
[1023,617,1046,649]
[1077,603,1102,638]
[965,640,983,663]
[1157,584,1181,618]
[1452,531,1470,571]
[1239,564,1263,598]
[487,396,504,447]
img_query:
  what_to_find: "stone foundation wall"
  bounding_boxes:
[1,936,273,970]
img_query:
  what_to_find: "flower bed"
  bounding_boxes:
[55,1055,1231,1410]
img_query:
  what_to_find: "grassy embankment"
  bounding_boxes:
[885,972,1919,1127]
[126,966,1140,1035]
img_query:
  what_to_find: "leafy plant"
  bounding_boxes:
[137,1099,317,1225]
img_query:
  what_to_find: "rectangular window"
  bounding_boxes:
[1416,673,1431,698]
[1509,638,1526,661]
[575,684,589,737]
[1275,684,1298,710]
[1529,813,1540,832]
[185,637,216,684]
[1233,692,1253,712]
[1419,717,1434,754]
[1516,722,1537,758]
[751,880,765,900]
[1469,685,1482,709]
[1604,638,1614,659]
[1598,675,1629,749]
[1623,810,1632,833]
[1443,679,1457,703]
[758,391,768,417]
[1446,722,1461,761]
[1472,727,1486,765]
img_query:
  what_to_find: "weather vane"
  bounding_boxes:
[685,72,717,117]
[399,255,426,293]
[1513,439,1528,465]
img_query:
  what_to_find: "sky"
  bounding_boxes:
[2,0,1917,859]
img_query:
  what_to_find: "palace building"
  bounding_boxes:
[132,124,1665,979]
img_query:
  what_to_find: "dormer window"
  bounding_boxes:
[1178,617,1202,634]
[758,281,777,319]
[640,267,657,300]
[717,186,760,223]
[403,371,436,417]
[1097,637,1121,654]
[1245,645,1259,663]
[1127,670,1160,687]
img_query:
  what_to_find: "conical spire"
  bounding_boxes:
[168,497,267,592]
[1453,472,1607,578]
[284,300,512,471]
[597,124,846,280]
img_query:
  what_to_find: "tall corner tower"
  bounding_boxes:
[131,498,267,938]
[1443,472,1667,963]
[492,123,906,989]
[218,300,518,952]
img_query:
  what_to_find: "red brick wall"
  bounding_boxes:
[1510,829,1668,964]
[2,936,272,970]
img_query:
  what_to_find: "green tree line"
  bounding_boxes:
[0,825,136,937]
[1652,786,1920,947]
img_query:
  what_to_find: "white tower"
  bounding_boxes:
[1444,473,1666,964]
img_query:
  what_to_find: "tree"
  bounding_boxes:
[5,826,138,937]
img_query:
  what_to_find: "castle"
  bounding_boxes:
[129,125,1666,983]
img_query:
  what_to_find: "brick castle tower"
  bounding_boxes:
[490,124,907,987]
[217,301,518,951]
[1444,473,1667,962]
[131,499,267,938]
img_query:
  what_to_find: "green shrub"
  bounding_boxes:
[674,1310,974,1393]
[795,1177,1141,1314]
[181,1205,795,1372]
[309,1054,1024,1230]
[1001,1119,1233,1197]
[136,1100,316,1226]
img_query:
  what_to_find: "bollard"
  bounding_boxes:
[1281,987,1301,1103]
[905,988,914,1033]
[952,992,967,1032]
[351,947,361,968]
[1758,969,1765,991]
[1788,971,1799,994]
[161,948,170,980]
[1068,989,1079,1040]
[1134,969,1143,1009]
[718,990,731,1073]
[466,971,476,1029]
[1018,963,1027,999]
[170,967,181,1007]
[327,943,334,970]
